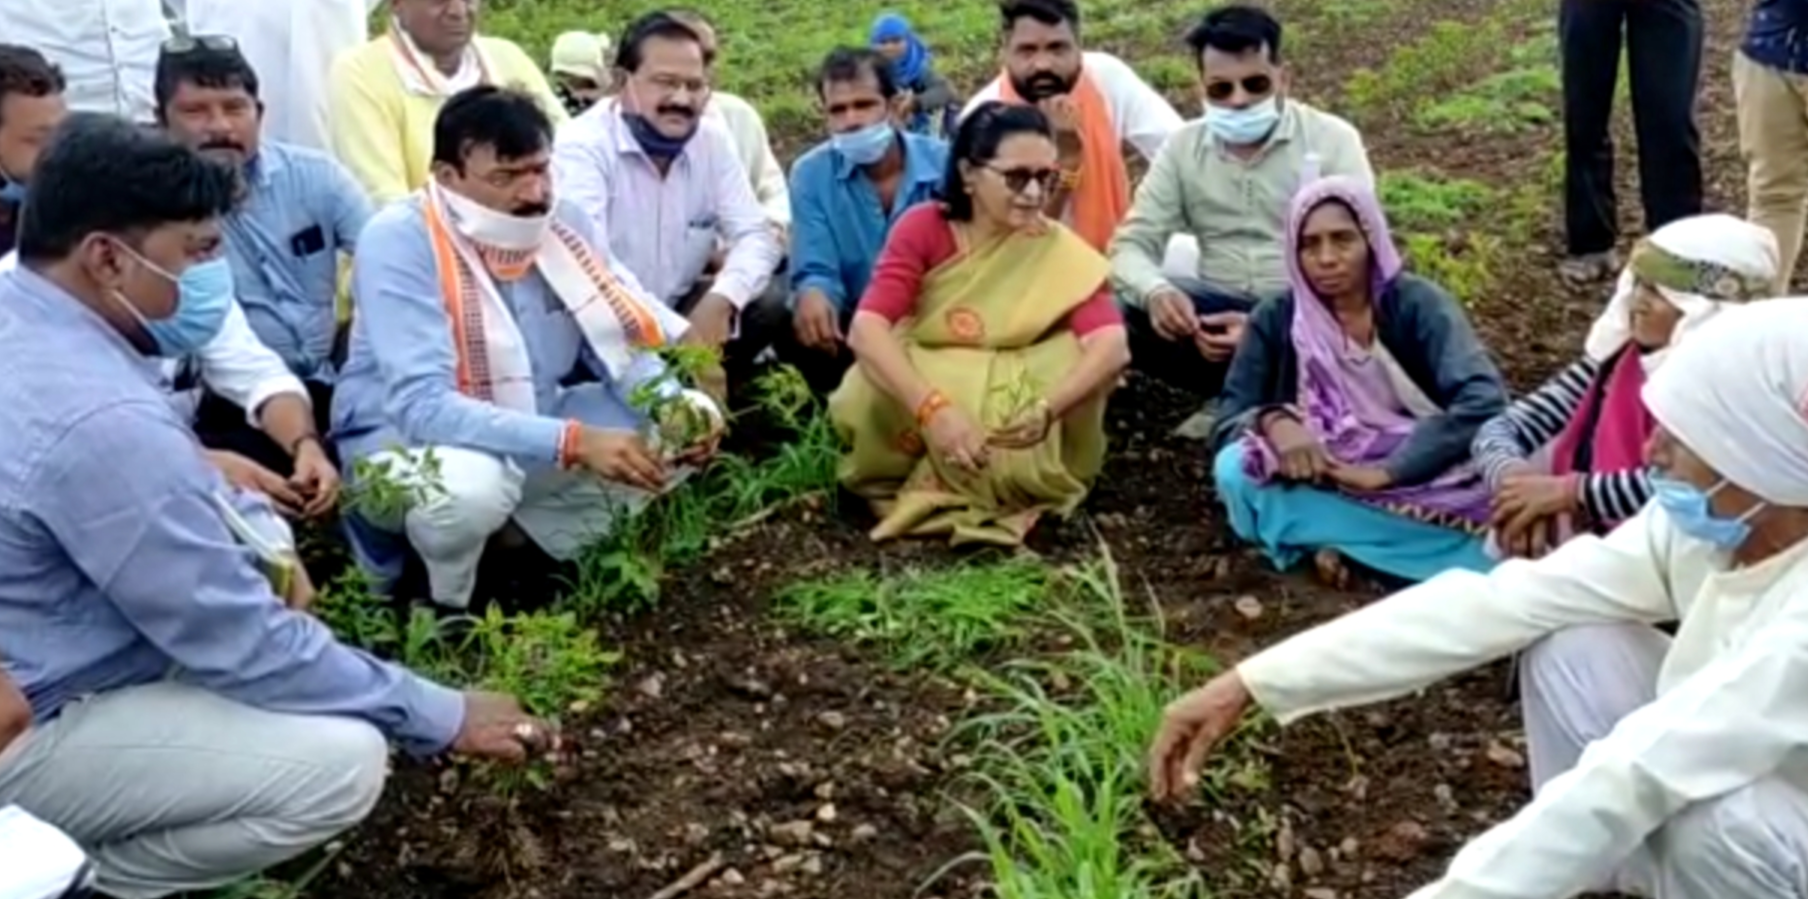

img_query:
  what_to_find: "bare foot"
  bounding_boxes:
[1314,547,1352,590]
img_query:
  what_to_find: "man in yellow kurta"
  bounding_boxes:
[328,0,567,207]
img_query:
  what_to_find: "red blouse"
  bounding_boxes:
[854,204,1123,337]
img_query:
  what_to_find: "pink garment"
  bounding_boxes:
[1549,345,1654,485]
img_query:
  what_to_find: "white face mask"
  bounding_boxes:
[433,180,551,250]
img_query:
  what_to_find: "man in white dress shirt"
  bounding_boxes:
[0,0,171,123]
[1150,298,1808,898]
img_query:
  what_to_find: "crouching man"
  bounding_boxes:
[333,86,721,611]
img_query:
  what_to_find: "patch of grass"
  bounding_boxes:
[1413,64,1559,133]
[1379,170,1497,233]
[936,552,1271,898]
[776,557,1052,670]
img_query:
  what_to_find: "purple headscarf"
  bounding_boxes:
[1241,175,1491,528]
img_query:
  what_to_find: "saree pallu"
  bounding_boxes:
[829,221,1110,546]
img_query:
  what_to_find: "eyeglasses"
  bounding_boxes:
[161,34,238,55]
[1204,74,1275,102]
[985,164,1060,195]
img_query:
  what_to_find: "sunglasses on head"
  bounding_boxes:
[985,164,1060,194]
[161,34,238,55]
[1204,74,1274,102]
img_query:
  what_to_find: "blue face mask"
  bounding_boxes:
[1204,97,1282,146]
[831,120,896,166]
[1650,475,1765,551]
[0,179,23,204]
[109,244,234,357]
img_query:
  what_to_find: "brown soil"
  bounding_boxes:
[318,0,1749,896]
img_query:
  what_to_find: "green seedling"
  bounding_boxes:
[627,343,724,455]
[342,445,447,523]
[988,371,1046,431]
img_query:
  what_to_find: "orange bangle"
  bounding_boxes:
[915,390,951,427]
[557,419,583,469]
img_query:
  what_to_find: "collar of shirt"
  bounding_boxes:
[832,131,945,189]
[241,144,291,190]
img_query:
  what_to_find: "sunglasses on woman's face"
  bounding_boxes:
[1203,74,1275,102]
[985,164,1060,194]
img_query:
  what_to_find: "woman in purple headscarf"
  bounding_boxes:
[1207,176,1508,585]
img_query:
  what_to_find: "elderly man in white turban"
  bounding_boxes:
[1150,297,1808,898]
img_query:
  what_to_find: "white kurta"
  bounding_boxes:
[183,0,376,152]
[1236,506,1808,898]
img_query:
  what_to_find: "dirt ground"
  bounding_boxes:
[319,0,1750,895]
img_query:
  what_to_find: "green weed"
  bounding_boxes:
[775,558,1051,670]
[940,553,1271,897]
[341,446,447,523]
[1379,170,1496,233]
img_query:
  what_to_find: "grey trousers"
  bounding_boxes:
[1520,624,1808,897]
[0,682,390,899]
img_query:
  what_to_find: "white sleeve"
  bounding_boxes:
[1091,52,1183,161]
[196,299,308,423]
[1409,574,1808,898]
[1238,508,1681,723]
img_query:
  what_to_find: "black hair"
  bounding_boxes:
[998,0,1081,34]
[431,86,553,169]
[0,44,65,129]
[1185,4,1283,64]
[816,47,897,100]
[154,38,261,121]
[18,113,237,262]
[941,101,1052,222]
[615,11,706,72]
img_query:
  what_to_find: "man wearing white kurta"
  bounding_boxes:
[1150,297,1808,898]
[182,0,377,152]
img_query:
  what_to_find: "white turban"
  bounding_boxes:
[1584,214,1779,371]
[1644,298,1808,506]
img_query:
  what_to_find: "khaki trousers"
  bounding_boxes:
[1735,51,1808,291]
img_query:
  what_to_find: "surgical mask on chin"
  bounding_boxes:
[434,180,550,250]
[0,179,23,204]
[1650,474,1765,551]
[1204,97,1281,146]
[831,120,896,166]
[107,245,234,358]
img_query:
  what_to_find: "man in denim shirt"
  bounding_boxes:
[785,47,946,393]
[154,38,370,475]
[1737,0,1808,292]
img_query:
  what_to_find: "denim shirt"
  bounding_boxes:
[787,131,947,313]
[224,141,371,382]
[1745,0,1808,74]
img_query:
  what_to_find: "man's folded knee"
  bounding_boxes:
[300,718,391,827]
[1660,781,1805,883]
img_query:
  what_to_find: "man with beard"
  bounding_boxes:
[332,86,723,612]
[154,39,364,517]
[0,46,65,260]
[329,0,565,206]
[963,0,1184,254]
[552,11,785,394]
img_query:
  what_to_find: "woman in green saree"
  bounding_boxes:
[830,102,1131,546]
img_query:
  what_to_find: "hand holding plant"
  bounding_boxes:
[453,691,560,765]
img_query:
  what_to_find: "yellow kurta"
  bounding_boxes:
[328,35,569,208]
[830,216,1113,546]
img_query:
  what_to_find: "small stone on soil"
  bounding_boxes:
[1234,595,1264,619]
[815,803,837,822]
[816,711,847,731]
[1303,888,1339,899]
[718,868,746,887]
[1298,845,1325,877]
[1485,740,1527,769]
[767,820,814,847]
[851,824,878,841]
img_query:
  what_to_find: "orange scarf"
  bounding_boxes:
[996,70,1130,251]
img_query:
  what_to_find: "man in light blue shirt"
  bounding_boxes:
[785,46,946,393]
[334,86,721,611]
[0,114,551,898]
[154,38,369,479]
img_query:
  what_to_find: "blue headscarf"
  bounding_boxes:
[869,12,929,88]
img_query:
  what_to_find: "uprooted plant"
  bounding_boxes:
[626,343,726,456]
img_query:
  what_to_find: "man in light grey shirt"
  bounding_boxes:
[1109,5,1372,403]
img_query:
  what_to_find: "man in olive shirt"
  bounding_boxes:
[1110,6,1371,416]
